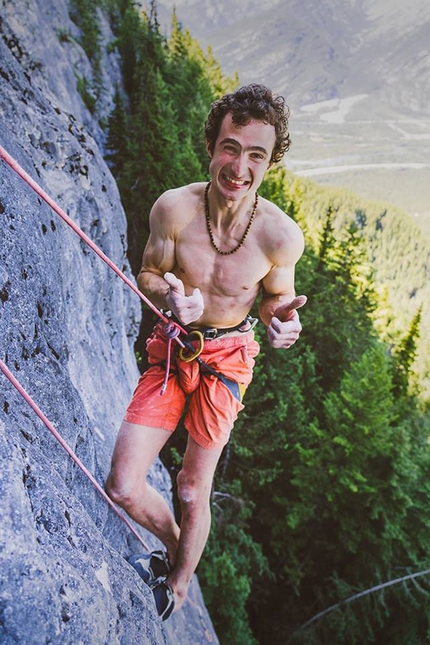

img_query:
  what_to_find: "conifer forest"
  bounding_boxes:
[71,1,430,642]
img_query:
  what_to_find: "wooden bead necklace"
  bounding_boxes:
[204,182,258,256]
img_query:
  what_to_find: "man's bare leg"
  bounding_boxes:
[106,422,225,612]
[106,421,181,564]
[167,435,225,611]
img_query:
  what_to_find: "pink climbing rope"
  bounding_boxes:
[0,144,193,551]
[0,145,187,342]
[0,358,149,551]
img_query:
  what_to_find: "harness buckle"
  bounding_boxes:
[242,316,258,333]
[203,328,219,339]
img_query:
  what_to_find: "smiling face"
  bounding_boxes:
[207,113,276,202]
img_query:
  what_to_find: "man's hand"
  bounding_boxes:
[267,295,307,349]
[164,272,204,326]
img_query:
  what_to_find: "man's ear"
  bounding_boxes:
[205,140,212,158]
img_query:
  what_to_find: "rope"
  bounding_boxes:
[0,145,188,343]
[0,359,149,552]
[0,144,197,550]
[161,321,181,395]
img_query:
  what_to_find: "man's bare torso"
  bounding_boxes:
[140,182,302,329]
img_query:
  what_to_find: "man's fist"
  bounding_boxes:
[164,272,204,325]
[267,295,307,349]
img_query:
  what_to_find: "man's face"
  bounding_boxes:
[207,113,276,202]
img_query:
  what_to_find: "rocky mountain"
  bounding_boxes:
[156,0,430,221]
[157,0,430,115]
[0,1,218,643]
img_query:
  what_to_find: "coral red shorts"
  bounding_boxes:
[124,324,260,450]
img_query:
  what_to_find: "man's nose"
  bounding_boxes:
[231,153,247,177]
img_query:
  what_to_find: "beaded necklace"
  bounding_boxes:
[204,182,258,256]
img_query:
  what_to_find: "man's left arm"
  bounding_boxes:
[258,223,306,350]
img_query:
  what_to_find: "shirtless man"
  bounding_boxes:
[106,84,306,619]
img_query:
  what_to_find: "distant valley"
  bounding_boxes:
[152,0,430,229]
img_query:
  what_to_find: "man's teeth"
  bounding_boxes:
[225,176,247,186]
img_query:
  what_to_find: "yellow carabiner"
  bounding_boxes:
[178,330,204,363]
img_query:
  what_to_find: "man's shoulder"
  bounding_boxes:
[260,196,302,235]
[150,182,206,232]
[156,182,206,209]
[259,196,304,261]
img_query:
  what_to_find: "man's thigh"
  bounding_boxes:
[124,366,187,430]
[179,434,226,498]
[109,421,172,488]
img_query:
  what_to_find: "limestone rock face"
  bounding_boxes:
[0,2,218,643]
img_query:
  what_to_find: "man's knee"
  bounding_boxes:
[176,469,212,515]
[105,470,142,509]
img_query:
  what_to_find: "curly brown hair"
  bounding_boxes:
[204,84,291,164]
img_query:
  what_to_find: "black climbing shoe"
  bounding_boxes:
[128,550,171,587]
[152,581,175,621]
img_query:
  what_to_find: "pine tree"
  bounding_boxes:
[105,87,128,178]
[392,307,422,397]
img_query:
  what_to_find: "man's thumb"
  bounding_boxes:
[164,272,185,295]
[192,287,203,301]
[275,295,307,322]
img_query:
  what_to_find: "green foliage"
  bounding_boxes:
[198,480,268,645]
[69,0,104,114]
[284,171,430,399]
[69,0,102,63]
[392,307,422,397]
[94,3,430,642]
[105,87,128,176]
[104,1,237,275]
[214,169,430,643]
[76,74,96,113]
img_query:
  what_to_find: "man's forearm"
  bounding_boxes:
[258,292,296,326]
[137,270,170,310]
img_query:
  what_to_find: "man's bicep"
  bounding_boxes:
[261,263,296,298]
[140,200,177,276]
[141,232,176,277]
[262,216,304,296]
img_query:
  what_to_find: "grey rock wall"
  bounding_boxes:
[0,1,219,643]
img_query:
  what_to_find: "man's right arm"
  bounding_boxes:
[137,195,176,310]
[137,192,204,325]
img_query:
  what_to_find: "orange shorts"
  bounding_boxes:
[124,324,260,450]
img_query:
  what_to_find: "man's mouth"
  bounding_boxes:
[223,174,250,188]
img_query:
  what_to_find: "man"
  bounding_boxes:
[106,83,306,620]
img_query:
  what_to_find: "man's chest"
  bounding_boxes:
[175,231,272,297]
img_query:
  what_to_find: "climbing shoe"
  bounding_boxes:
[152,581,175,621]
[128,550,171,587]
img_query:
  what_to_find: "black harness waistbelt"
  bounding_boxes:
[168,313,258,340]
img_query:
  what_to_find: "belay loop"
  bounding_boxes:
[160,321,182,396]
[160,325,205,395]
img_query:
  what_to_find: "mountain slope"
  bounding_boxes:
[157,0,430,115]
